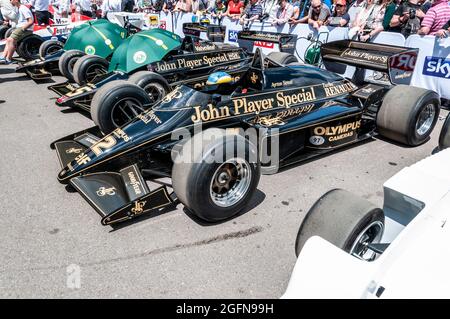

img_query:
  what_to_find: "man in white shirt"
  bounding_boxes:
[51,0,70,18]
[1,0,18,24]
[31,0,50,24]
[1,0,34,63]
[101,0,122,17]
[73,0,93,16]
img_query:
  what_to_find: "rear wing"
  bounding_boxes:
[321,40,418,85]
[237,30,297,54]
[182,23,225,42]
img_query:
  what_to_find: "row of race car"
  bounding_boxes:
[5,15,450,297]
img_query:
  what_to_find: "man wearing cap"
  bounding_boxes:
[326,0,350,26]
[272,0,294,25]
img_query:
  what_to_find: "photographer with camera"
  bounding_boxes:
[389,0,425,37]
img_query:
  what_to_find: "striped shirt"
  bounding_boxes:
[421,0,450,35]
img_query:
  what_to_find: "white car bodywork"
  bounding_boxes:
[283,148,450,299]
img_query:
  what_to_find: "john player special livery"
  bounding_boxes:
[51,29,299,133]
[51,41,440,226]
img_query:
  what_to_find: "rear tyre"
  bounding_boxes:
[128,71,170,104]
[17,35,44,60]
[39,39,64,58]
[58,50,85,82]
[439,113,450,150]
[377,85,440,146]
[295,189,384,260]
[73,55,109,85]
[91,80,152,133]
[172,128,261,222]
[267,52,298,65]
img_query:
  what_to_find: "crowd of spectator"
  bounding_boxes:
[1,0,450,39]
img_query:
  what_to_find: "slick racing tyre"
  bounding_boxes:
[0,25,9,40]
[17,34,44,60]
[377,85,440,146]
[73,55,109,85]
[128,71,170,104]
[439,113,450,150]
[39,39,64,58]
[295,189,384,261]
[58,49,85,83]
[172,128,261,222]
[267,52,298,65]
[91,80,152,133]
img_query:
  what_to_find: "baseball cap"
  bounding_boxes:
[335,0,346,5]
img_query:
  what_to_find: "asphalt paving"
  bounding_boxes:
[0,64,447,298]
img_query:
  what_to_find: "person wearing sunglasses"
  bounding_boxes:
[325,0,350,26]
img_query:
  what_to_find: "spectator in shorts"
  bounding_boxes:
[225,0,244,20]
[325,0,350,27]
[239,0,262,26]
[31,0,50,24]
[418,0,450,35]
[271,0,293,25]
[389,0,426,37]
[0,0,33,64]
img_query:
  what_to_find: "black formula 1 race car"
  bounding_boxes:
[50,29,298,133]
[51,41,440,226]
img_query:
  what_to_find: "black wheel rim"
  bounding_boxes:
[45,44,62,56]
[23,38,41,58]
[84,63,107,83]
[110,97,145,128]
[143,83,165,105]
[68,57,80,76]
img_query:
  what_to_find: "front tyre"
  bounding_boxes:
[172,129,261,222]
[73,55,109,85]
[439,113,450,150]
[17,35,44,60]
[58,50,85,82]
[91,80,152,133]
[295,189,384,260]
[128,71,170,105]
[39,39,64,58]
[377,85,440,146]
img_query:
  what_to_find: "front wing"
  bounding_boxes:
[51,129,176,225]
